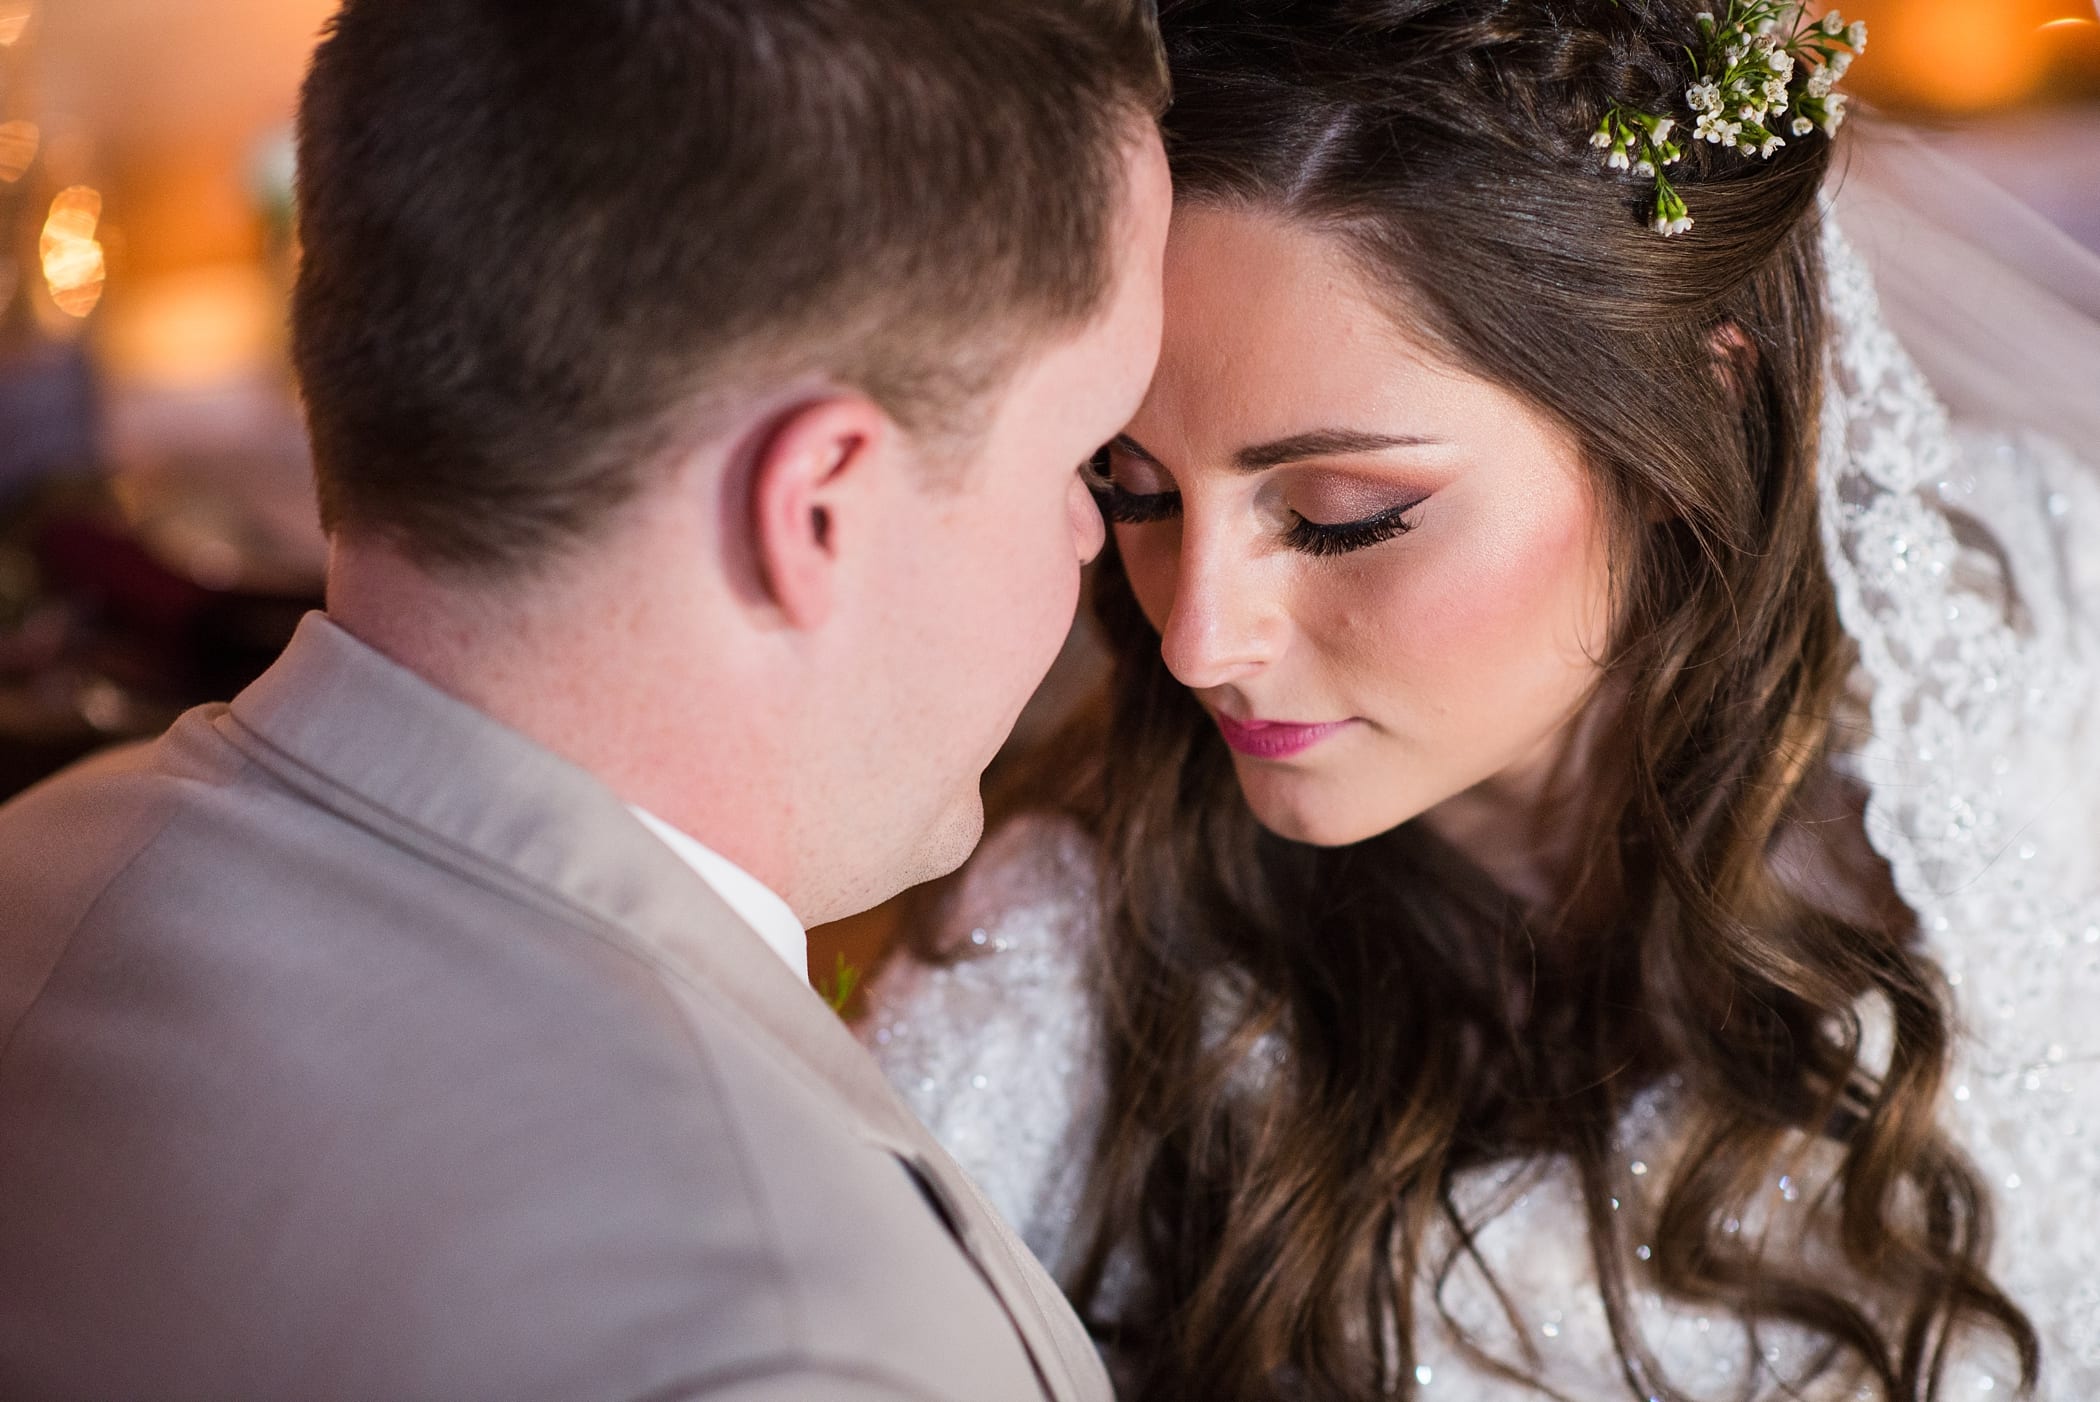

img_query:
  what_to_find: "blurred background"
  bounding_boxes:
[0,0,2095,993]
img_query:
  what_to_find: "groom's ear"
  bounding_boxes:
[746,394,891,630]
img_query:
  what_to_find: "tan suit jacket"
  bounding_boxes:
[0,614,1112,1402]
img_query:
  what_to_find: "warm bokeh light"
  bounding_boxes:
[0,0,31,48]
[31,0,336,278]
[39,185,106,319]
[100,264,283,390]
[1837,0,2100,112]
[0,120,35,183]
[1884,0,2050,109]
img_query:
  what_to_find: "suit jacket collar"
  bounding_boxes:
[222,613,1108,1401]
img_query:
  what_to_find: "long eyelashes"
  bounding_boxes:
[1284,502,1420,556]
[1092,479,1421,558]
[1096,485,1183,526]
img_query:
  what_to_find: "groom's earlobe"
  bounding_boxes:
[748,396,884,630]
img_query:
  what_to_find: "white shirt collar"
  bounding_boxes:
[627,806,808,982]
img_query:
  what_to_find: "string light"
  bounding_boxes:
[1871,0,2053,110]
[40,186,106,319]
[0,1,31,48]
[0,120,36,182]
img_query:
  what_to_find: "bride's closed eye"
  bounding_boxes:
[1087,446,1183,525]
[1087,442,1427,557]
[1285,499,1422,557]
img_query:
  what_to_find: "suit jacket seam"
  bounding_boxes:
[218,708,902,1151]
[218,709,838,1349]
[647,966,812,1357]
[218,712,661,950]
[640,1342,959,1400]
[0,799,187,1073]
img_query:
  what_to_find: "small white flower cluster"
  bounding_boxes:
[1593,3,1867,239]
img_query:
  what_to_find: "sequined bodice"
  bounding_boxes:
[864,229,2100,1398]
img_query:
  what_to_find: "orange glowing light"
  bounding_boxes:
[39,186,106,319]
[0,121,37,183]
[0,1,31,47]
[101,265,284,389]
[1877,0,2052,110]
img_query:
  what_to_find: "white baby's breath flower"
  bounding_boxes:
[1590,3,1860,241]
[1707,114,1745,145]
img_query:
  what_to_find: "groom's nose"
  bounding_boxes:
[1157,525,1276,691]
[1067,475,1107,566]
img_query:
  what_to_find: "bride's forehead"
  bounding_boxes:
[1159,208,1458,370]
[1145,209,1506,450]
[1162,205,1375,319]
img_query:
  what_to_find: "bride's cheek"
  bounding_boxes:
[1318,540,1488,687]
[1332,520,1583,705]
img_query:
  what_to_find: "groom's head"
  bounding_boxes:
[294,0,1171,920]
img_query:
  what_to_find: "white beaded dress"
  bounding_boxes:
[864,206,2100,1399]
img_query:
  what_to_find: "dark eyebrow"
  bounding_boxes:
[1113,429,1442,472]
[1233,429,1443,470]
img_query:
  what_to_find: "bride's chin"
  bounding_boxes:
[1234,770,1421,850]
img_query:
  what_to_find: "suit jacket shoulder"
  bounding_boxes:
[0,616,1109,1402]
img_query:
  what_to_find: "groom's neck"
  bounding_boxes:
[323,529,807,916]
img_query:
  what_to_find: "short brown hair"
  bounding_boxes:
[292,0,1166,576]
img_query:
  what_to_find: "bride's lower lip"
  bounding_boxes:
[1213,714,1355,760]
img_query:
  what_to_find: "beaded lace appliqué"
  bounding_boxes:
[1818,221,2100,1392]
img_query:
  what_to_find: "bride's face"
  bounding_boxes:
[1107,206,1615,847]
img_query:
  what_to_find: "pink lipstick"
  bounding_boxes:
[1213,713,1354,760]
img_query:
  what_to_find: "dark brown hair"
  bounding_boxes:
[292,0,1167,576]
[1050,1,2040,1397]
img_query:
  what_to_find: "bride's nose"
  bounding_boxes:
[1157,521,1278,691]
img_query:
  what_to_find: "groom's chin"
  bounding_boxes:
[903,789,989,889]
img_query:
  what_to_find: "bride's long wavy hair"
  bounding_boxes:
[1042,1,2041,1397]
